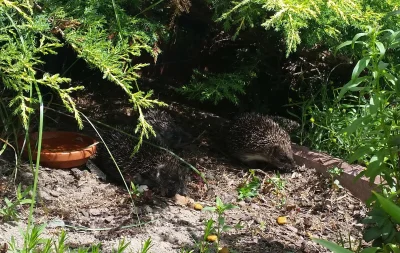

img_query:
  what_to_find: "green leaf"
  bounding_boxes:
[384,10,400,18]
[216,196,223,207]
[218,216,225,226]
[365,155,383,180]
[381,220,396,240]
[19,199,33,205]
[375,42,386,57]
[362,214,387,225]
[312,238,353,253]
[373,191,400,223]
[363,227,384,242]
[352,32,368,48]
[335,41,352,54]
[388,135,400,147]
[222,225,233,232]
[378,61,389,70]
[348,146,374,163]
[234,222,244,229]
[360,247,381,253]
[4,198,13,206]
[382,72,398,87]
[369,93,381,115]
[339,115,368,135]
[338,76,369,100]
[352,57,370,79]
[388,242,400,253]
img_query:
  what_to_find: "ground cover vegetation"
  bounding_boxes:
[1,0,400,252]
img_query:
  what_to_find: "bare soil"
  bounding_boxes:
[0,97,369,252]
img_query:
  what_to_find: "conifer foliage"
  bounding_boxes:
[0,0,168,150]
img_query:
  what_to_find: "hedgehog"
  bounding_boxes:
[88,108,190,197]
[224,113,296,171]
[269,115,300,134]
[91,125,188,197]
[141,108,191,149]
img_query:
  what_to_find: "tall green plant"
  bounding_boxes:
[335,26,400,188]
[312,25,400,252]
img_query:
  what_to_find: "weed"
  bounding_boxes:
[264,172,287,206]
[198,196,242,252]
[136,238,153,253]
[130,182,144,199]
[6,223,155,253]
[266,172,286,193]
[237,170,261,200]
[0,184,33,222]
[327,167,344,190]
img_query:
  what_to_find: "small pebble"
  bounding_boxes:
[207,235,218,242]
[194,203,203,210]
[277,216,288,225]
[237,201,246,207]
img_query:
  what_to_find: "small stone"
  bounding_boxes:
[251,203,260,209]
[49,190,61,197]
[194,203,203,210]
[254,217,264,224]
[174,194,189,206]
[137,185,149,193]
[38,190,53,202]
[132,206,140,215]
[237,201,246,207]
[286,225,298,233]
[277,216,288,225]
[205,171,215,180]
[206,189,216,198]
[80,210,89,217]
[207,235,218,242]
[221,193,235,203]
[142,205,153,214]
[89,209,101,216]
[70,168,83,179]
[47,219,65,228]
[187,197,195,206]
[104,216,114,223]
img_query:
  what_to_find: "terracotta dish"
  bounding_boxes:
[20,131,98,169]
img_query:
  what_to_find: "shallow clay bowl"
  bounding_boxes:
[20,131,98,169]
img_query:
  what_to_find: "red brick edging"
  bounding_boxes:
[292,144,381,203]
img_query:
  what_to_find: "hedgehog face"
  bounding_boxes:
[269,145,296,171]
[155,162,188,197]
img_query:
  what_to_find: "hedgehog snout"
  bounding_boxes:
[270,148,296,171]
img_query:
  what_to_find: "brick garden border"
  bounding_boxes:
[292,144,382,203]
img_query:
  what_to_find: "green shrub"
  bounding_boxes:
[178,69,254,105]
[210,0,400,56]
